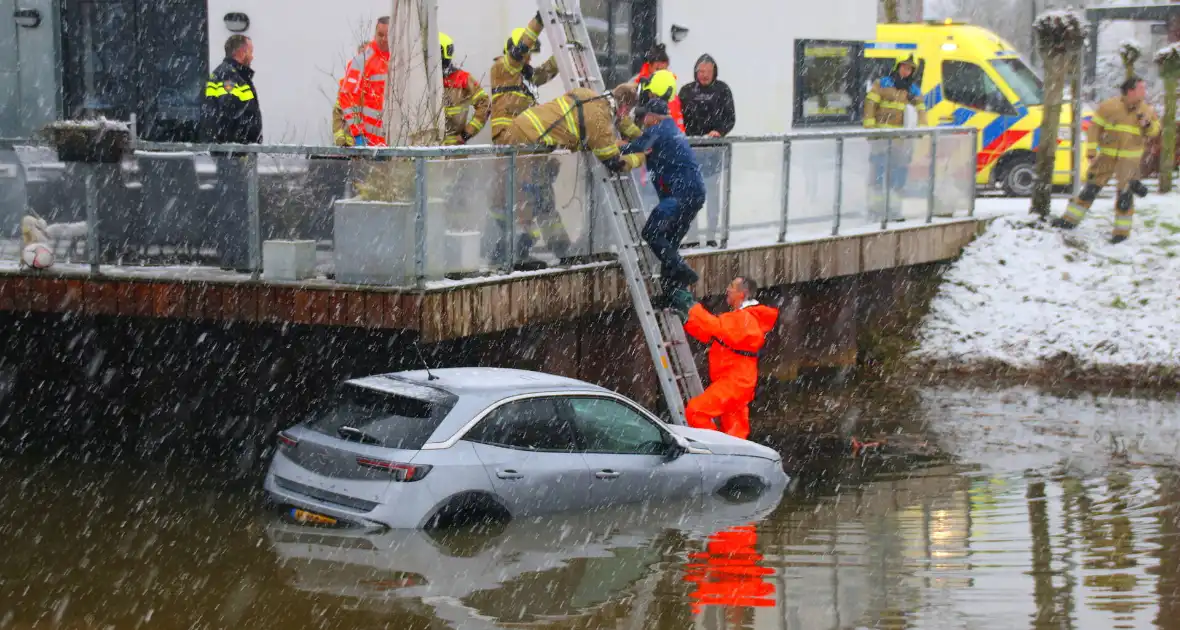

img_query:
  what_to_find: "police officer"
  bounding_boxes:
[200,34,262,272]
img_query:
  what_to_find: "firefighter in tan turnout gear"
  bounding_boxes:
[1052,77,1159,244]
[440,32,490,145]
[863,55,926,222]
[494,84,644,267]
[489,11,559,142]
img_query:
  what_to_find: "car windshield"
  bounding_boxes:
[305,383,456,450]
[991,58,1043,106]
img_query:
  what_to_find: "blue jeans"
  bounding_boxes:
[641,189,705,294]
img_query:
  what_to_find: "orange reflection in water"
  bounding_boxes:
[683,523,776,616]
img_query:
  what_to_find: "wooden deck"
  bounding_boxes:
[0,219,983,342]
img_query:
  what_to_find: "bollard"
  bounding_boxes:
[414,157,427,288]
[831,138,844,236]
[968,129,978,217]
[720,143,733,248]
[778,140,791,243]
[247,154,261,280]
[926,132,938,223]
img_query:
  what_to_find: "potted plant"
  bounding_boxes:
[42,117,130,164]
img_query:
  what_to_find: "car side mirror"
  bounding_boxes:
[662,434,687,462]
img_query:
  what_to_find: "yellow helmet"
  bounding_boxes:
[505,27,541,55]
[439,32,454,61]
[643,69,677,101]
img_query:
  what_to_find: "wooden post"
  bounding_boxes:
[1156,46,1180,193]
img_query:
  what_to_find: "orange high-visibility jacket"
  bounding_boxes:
[634,62,685,132]
[684,300,779,394]
[339,41,390,146]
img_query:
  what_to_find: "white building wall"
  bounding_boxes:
[206,0,564,144]
[207,0,878,143]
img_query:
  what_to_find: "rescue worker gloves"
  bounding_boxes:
[354,135,367,147]
[1130,180,1149,197]
[1117,190,1134,211]
[603,155,628,173]
[1078,183,1100,203]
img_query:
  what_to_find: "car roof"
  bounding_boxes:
[348,367,611,399]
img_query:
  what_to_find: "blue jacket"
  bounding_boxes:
[621,117,705,199]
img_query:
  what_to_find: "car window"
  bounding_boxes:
[305,384,455,450]
[991,58,1043,106]
[568,397,666,455]
[464,398,578,453]
[942,60,1009,113]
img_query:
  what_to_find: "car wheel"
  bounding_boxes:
[423,492,511,532]
[1000,157,1037,197]
[716,475,767,503]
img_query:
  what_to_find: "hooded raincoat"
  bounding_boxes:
[684,299,779,439]
[679,54,736,137]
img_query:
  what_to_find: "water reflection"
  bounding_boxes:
[1,385,1179,629]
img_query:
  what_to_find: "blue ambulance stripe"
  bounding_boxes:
[924,84,943,111]
[980,114,1024,147]
[949,108,976,126]
[865,42,918,50]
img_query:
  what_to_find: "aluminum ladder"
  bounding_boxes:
[536,0,704,424]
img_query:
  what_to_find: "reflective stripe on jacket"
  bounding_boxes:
[863,75,925,129]
[199,57,262,144]
[490,14,559,142]
[508,87,643,171]
[339,41,390,145]
[442,67,491,144]
[1089,95,1160,162]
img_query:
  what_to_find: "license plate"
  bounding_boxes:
[289,508,338,526]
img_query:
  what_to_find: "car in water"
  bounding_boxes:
[263,367,788,530]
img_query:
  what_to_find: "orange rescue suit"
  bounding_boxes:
[684,300,779,440]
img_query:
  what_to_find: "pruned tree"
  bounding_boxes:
[1154,43,1180,192]
[881,0,900,23]
[1119,40,1142,81]
[1030,10,1087,217]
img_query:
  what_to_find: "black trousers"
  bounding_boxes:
[212,155,252,269]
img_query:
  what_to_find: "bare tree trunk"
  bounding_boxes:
[1162,73,1177,192]
[882,0,900,23]
[1031,53,1069,216]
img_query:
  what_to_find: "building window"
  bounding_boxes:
[793,39,866,127]
[582,0,657,87]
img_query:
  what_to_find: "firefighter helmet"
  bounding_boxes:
[642,69,677,101]
[505,27,541,55]
[439,32,454,61]
[896,54,918,70]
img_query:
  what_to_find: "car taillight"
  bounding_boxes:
[356,457,432,482]
[277,431,299,449]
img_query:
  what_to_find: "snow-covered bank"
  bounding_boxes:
[914,192,1180,382]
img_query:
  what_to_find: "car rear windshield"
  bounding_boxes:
[305,383,456,450]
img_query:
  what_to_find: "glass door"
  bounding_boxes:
[582,0,657,87]
[60,0,208,140]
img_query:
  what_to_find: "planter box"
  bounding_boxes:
[333,198,448,285]
[44,120,130,163]
[262,239,317,281]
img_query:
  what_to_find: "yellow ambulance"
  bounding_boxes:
[869,20,1093,196]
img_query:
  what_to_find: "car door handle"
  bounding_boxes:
[595,470,621,480]
[496,469,524,480]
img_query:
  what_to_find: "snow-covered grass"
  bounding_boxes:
[915,192,1180,377]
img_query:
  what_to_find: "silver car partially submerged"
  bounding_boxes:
[264,367,788,530]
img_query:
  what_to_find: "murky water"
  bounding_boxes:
[2,383,1179,630]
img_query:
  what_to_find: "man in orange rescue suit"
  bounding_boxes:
[339,16,391,147]
[683,276,779,440]
[1052,76,1158,244]
[439,33,490,145]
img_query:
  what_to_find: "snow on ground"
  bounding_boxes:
[915,191,1180,372]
